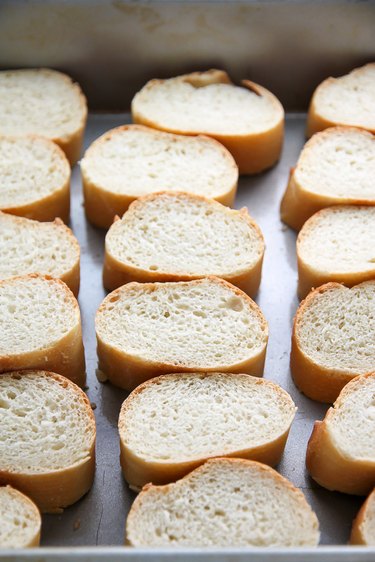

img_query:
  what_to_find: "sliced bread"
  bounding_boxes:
[125,457,320,547]
[306,373,375,495]
[0,371,95,512]
[297,206,375,299]
[0,135,70,223]
[0,212,80,296]
[0,486,41,548]
[280,127,375,231]
[81,124,238,228]
[0,68,87,165]
[96,277,268,390]
[119,372,296,490]
[291,282,375,403]
[103,192,264,296]
[350,488,375,545]
[131,70,284,174]
[307,63,375,138]
[0,274,85,387]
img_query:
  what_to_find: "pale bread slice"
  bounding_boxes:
[119,372,296,490]
[81,124,238,228]
[0,274,85,387]
[125,457,320,547]
[0,68,87,165]
[350,488,375,545]
[306,373,375,496]
[281,127,375,231]
[0,486,41,548]
[131,70,284,175]
[0,135,70,223]
[297,206,375,299]
[96,277,268,390]
[291,282,375,403]
[103,191,264,296]
[0,211,80,296]
[0,371,95,513]
[307,63,375,137]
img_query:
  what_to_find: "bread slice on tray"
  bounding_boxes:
[0,370,95,513]
[0,486,41,547]
[0,135,70,223]
[350,488,375,545]
[103,192,264,296]
[81,124,238,228]
[297,206,375,299]
[0,68,87,165]
[291,281,375,403]
[125,457,320,547]
[131,69,284,175]
[0,274,85,387]
[96,277,268,390]
[0,212,80,296]
[280,127,375,231]
[306,373,375,496]
[119,372,296,490]
[307,63,375,138]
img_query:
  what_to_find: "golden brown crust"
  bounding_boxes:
[350,488,375,545]
[96,277,268,391]
[0,371,96,513]
[0,486,41,547]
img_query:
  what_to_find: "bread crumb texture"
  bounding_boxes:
[0,486,40,548]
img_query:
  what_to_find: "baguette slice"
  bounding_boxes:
[96,277,268,391]
[291,282,375,403]
[306,373,375,495]
[0,274,85,387]
[125,458,320,547]
[0,135,70,223]
[119,372,296,490]
[0,486,41,548]
[297,206,375,299]
[103,192,264,296]
[81,124,238,228]
[350,488,375,545]
[307,63,375,138]
[131,70,284,175]
[280,127,375,231]
[0,371,95,513]
[0,68,87,165]
[0,212,80,296]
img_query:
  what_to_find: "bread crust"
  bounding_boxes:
[0,274,86,387]
[82,124,238,229]
[96,277,268,390]
[102,192,264,296]
[131,71,284,175]
[119,373,295,489]
[350,488,375,545]
[306,373,375,495]
[0,486,41,547]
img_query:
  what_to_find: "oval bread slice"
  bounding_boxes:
[0,68,87,165]
[125,457,320,547]
[0,212,80,296]
[119,372,296,490]
[297,206,375,299]
[103,192,264,296]
[306,373,375,496]
[0,135,70,223]
[0,486,41,548]
[0,371,95,512]
[291,282,375,403]
[96,277,268,390]
[350,488,375,545]
[307,63,375,137]
[131,69,284,175]
[81,124,238,228]
[281,127,375,231]
[0,274,85,387]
